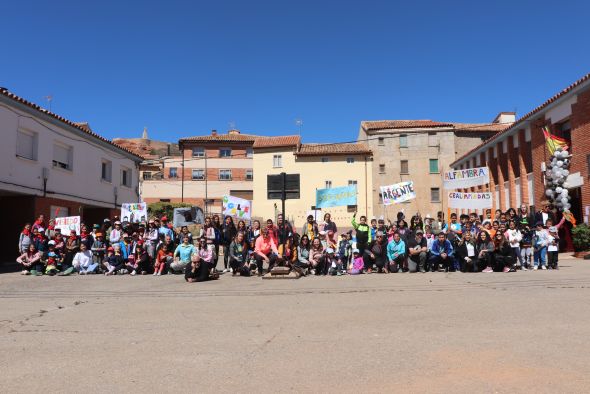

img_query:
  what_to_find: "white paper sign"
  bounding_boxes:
[448,192,493,209]
[54,216,81,235]
[380,182,416,205]
[443,167,490,189]
[121,203,148,223]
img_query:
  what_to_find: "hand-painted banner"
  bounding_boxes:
[54,216,81,235]
[380,181,416,205]
[222,195,251,220]
[316,186,357,208]
[447,192,493,209]
[443,167,489,189]
[121,203,147,223]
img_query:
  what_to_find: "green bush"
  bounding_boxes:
[572,224,590,252]
[147,202,192,221]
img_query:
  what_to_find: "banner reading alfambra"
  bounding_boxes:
[443,167,489,189]
[447,192,493,209]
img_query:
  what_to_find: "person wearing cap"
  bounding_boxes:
[406,229,427,273]
[318,230,328,249]
[386,232,406,273]
[145,219,159,259]
[110,221,122,244]
[119,233,135,265]
[348,249,364,275]
[158,216,174,241]
[91,232,107,270]
[73,243,97,274]
[547,226,561,270]
[532,221,550,270]
[337,233,352,272]
[428,232,455,272]
[325,247,340,276]
[301,215,319,240]
[363,230,387,273]
[31,227,47,253]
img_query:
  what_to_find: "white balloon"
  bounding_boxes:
[562,169,570,177]
[561,189,569,197]
[545,189,554,197]
[556,160,564,167]
[555,187,563,194]
[560,197,569,204]
[564,203,571,210]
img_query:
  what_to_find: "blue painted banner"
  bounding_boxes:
[316,185,357,208]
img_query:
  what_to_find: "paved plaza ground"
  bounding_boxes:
[1,255,589,393]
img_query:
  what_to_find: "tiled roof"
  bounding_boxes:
[362,120,453,130]
[179,133,260,144]
[362,119,506,133]
[296,142,372,156]
[451,122,510,133]
[0,88,144,161]
[253,135,301,149]
[451,72,590,167]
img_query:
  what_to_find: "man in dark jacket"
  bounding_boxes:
[534,202,556,227]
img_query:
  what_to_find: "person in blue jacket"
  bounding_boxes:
[428,232,456,272]
[386,232,406,273]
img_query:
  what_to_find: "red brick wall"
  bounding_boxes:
[569,88,590,214]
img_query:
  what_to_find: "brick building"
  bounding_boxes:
[451,73,590,225]
[141,129,258,214]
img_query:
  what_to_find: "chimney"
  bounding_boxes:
[142,127,148,139]
[211,129,218,136]
[228,129,240,135]
[492,112,516,124]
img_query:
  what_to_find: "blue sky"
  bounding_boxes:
[3,0,590,143]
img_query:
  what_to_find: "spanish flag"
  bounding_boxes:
[542,126,569,155]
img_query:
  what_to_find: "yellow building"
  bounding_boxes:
[252,135,373,229]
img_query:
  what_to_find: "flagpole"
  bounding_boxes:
[314,188,318,223]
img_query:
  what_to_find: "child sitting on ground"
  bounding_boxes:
[154,244,172,276]
[348,249,364,275]
[105,246,125,275]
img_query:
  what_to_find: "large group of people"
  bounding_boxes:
[16,201,567,283]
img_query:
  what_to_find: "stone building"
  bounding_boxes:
[358,117,510,219]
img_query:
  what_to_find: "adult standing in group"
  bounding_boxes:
[212,214,223,270]
[276,214,294,246]
[109,221,123,245]
[145,219,159,259]
[222,216,237,273]
[534,201,556,227]
[351,212,371,256]
[517,204,534,230]
[406,229,427,273]
[301,215,319,240]
[158,216,174,243]
[322,213,337,237]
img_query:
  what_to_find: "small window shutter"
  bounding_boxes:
[54,144,70,165]
[17,131,34,159]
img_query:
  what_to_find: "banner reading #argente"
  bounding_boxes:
[443,166,489,189]
[380,181,416,205]
[447,192,493,209]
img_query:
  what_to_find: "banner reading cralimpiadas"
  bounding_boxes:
[447,192,493,209]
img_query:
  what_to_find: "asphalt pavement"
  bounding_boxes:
[1,254,589,393]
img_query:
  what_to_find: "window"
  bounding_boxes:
[429,159,439,173]
[399,134,408,148]
[400,160,409,174]
[321,157,329,163]
[325,180,332,189]
[348,180,357,187]
[346,157,354,164]
[428,132,438,147]
[16,130,36,160]
[121,167,132,187]
[378,137,384,146]
[143,172,152,180]
[159,199,171,202]
[273,155,282,168]
[430,188,440,202]
[169,167,178,178]
[192,147,205,157]
[246,169,253,181]
[53,143,72,170]
[219,169,232,180]
[379,164,385,174]
[192,169,205,180]
[527,173,534,207]
[219,148,232,158]
[101,160,112,182]
[246,147,253,158]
